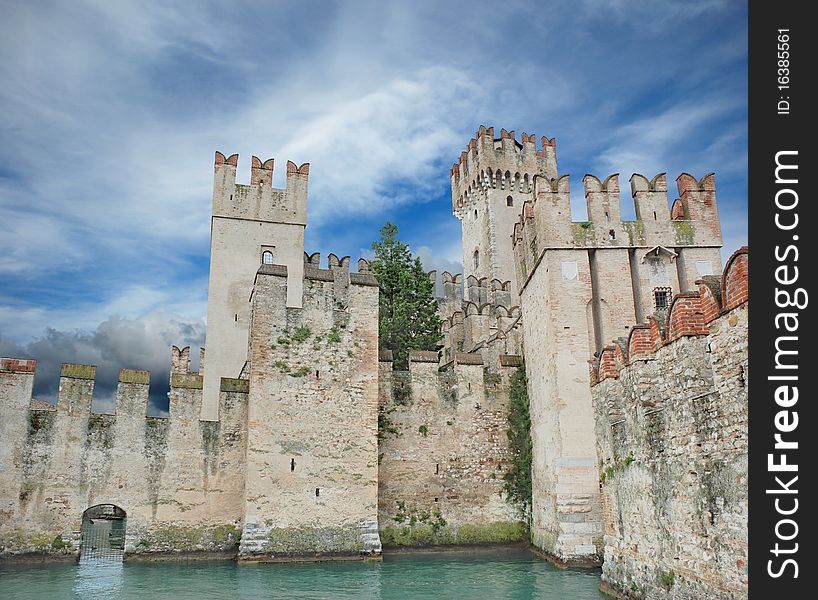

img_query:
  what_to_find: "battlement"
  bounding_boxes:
[451,125,558,217]
[212,151,309,225]
[590,246,748,384]
[512,170,724,292]
[0,348,248,422]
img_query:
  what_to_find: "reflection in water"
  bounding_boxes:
[0,548,605,600]
[73,561,124,599]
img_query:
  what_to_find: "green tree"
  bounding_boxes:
[371,222,442,370]
[503,364,532,516]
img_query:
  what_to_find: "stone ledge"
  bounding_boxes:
[408,351,439,363]
[119,369,150,384]
[220,377,249,393]
[170,372,204,389]
[454,352,483,365]
[499,354,523,367]
[60,364,96,380]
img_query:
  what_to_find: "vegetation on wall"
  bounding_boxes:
[371,222,442,370]
[503,364,532,516]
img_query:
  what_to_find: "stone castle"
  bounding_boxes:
[0,127,748,599]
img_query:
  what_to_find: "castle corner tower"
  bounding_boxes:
[451,126,557,303]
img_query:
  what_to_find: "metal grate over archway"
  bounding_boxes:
[79,504,126,564]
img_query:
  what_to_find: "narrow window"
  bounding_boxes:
[434,497,439,502]
[262,250,274,265]
[506,195,513,207]
[474,209,478,219]
[605,211,609,223]
[315,488,320,498]
[290,458,295,472]
[608,229,616,240]
[230,194,233,202]
[435,464,440,474]
[653,211,657,220]
[653,287,672,311]
[234,314,238,322]
[473,250,480,269]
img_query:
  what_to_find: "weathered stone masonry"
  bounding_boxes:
[0,357,247,558]
[239,256,381,559]
[377,351,525,546]
[591,248,748,599]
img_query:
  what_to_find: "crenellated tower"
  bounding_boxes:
[510,161,723,564]
[202,152,309,420]
[451,127,557,303]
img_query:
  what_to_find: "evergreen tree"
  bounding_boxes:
[371,222,442,370]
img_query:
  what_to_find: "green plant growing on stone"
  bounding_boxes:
[276,336,290,345]
[291,365,311,377]
[378,406,400,442]
[370,222,442,370]
[629,581,645,595]
[274,360,291,373]
[418,424,428,437]
[50,535,72,551]
[660,569,676,589]
[503,364,532,516]
[327,327,341,344]
[292,325,312,343]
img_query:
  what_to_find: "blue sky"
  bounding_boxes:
[0,0,747,412]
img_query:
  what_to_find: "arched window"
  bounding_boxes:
[262,250,274,265]
[473,250,480,269]
[506,196,513,207]
[474,209,478,219]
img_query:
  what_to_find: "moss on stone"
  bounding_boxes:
[263,526,364,554]
[621,220,646,246]
[672,220,695,245]
[380,521,525,547]
[571,222,594,245]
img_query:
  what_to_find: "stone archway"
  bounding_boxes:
[79,504,126,563]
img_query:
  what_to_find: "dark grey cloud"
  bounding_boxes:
[0,311,205,416]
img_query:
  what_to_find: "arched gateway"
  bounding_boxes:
[79,504,126,563]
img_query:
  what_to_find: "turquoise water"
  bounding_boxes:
[0,549,606,599]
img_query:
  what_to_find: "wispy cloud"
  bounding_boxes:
[0,1,747,373]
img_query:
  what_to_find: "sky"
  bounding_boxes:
[0,0,748,414]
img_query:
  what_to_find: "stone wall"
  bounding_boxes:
[591,248,748,599]
[377,351,525,547]
[0,358,248,559]
[239,257,381,560]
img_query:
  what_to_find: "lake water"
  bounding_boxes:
[0,548,606,599]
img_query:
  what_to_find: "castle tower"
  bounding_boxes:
[239,255,382,559]
[451,126,557,302]
[201,153,309,420]
[511,165,723,563]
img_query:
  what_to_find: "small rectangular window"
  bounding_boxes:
[653,287,672,310]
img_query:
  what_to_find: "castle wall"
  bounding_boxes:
[239,259,381,559]
[591,250,748,599]
[0,359,248,559]
[377,352,524,547]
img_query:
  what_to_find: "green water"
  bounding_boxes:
[0,548,606,599]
